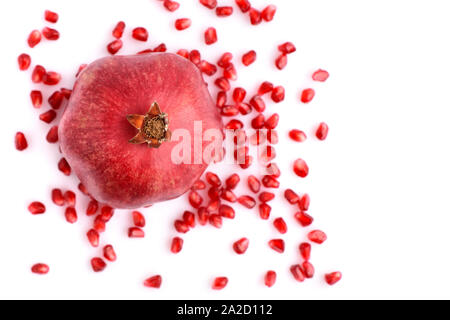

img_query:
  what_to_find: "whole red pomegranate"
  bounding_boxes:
[59,53,223,209]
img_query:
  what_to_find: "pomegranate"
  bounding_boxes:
[59,53,223,208]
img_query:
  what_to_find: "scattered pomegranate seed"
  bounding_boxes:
[100,206,114,222]
[164,0,180,12]
[42,27,60,40]
[247,175,261,193]
[275,54,288,70]
[290,264,305,282]
[250,95,265,112]
[238,102,252,115]
[223,64,238,81]
[206,172,222,187]
[299,243,311,261]
[174,220,190,233]
[216,91,227,108]
[278,42,296,54]
[86,199,99,216]
[268,239,285,253]
[249,8,262,25]
[266,163,281,177]
[258,81,274,95]
[175,18,192,31]
[262,5,277,22]
[91,257,106,272]
[226,119,244,130]
[204,27,217,45]
[132,211,146,227]
[259,192,275,203]
[302,261,315,279]
[219,204,235,219]
[216,6,233,17]
[294,211,314,227]
[63,190,76,206]
[235,0,251,13]
[262,175,280,188]
[28,202,46,215]
[325,272,342,285]
[259,203,271,220]
[30,90,43,109]
[316,122,329,141]
[192,180,207,191]
[225,174,240,190]
[251,114,265,129]
[65,207,78,223]
[212,277,228,290]
[171,237,184,254]
[221,189,237,203]
[215,77,231,91]
[78,183,89,195]
[237,195,256,209]
[242,50,256,66]
[312,69,329,82]
[32,65,46,83]
[284,189,300,204]
[132,27,148,41]
[299,194,311,211]
[144,275,162,288]
[48,91,64,109]
[28,30,42,48]
[18,53,31,71]
[209,214,223,228]
[87,229,100,247]
[265,271,277,287]
[189,190,203,209]
[265,113,279,129]
[308,230,327,244]
[43,71,61,85]
[217,52,233,68]
[177,49,189,58]
[221,104,238,117]
[199,60,217,76]
[103,245,117,262]
[198,207,210,225]
[301,88,315,103]
[208,186,221,201]
[31,263,49,275]
[233,238,249,254]
[94,216,106,233]
[128,227,145,238]
[271,86,285,103]
[51,189,65,206]
[273,218,288,234]
[289,129,307,142]
[112,21,125,38]
[46,126,59,143]
[293,158,309,178]
[199,0,217,9]
[183,211,196,228]
[107,39,123,55]
[44,10,59,23]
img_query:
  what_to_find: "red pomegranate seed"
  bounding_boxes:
[258,81,274,95]
[58,158,71,176]
[103,245,117,262]
[217,52,233,68]
[294,211,314,227]
[164,0,180,12]
[198,207,210,225]
[251,114,265,129]
[265,114,279,130]
[242,50,256,66]
[44,10,59,23]
[265,271,277,287]
[48,91,64,109]
[189,191,203,209]
[312,69,330,82]
[325,272,342,285]
[231,89,246,105]
[175,18,191,31]
[128,227,145,238]
[301,88,315,103]
[284,189,300,204]
[249,8,262,25]
[215,77,230,91]
[100,206,114,222]
[94,216,106,233]
[132,211,146,227]
[238,102,252,115]
[107,39,123,55]
[204,27,217,45]
[226,119,244,130]
[200,0,217,9]
[237,195,256,209]
[278,42,296,54]
[42,27,59,40]
[91,257,106,272]
[225,174,240,190]
[239,155,253,169]
[299,194,310,211]
[18,53,31,71]
[183,211,196,228]
[192,180,207,191]
[268,239,285,253]
[293,159,309,178]
[271,86,285,103]
[308,230,327,244]
[206,172,222,187]
[259,203,271,220]
[78,183,88,195]
[86,200,99,216]
[63,190,76,206]
[216,91,227,108]
[112,21,125,38]
[43,71,61,85]
[250,95,265,112]
[247,175,261,193]
[46,126,59,143]
[273,218,288,234]
[171,237,184,254]
[31,263,49,275]
[209,214,223,228]
[199,60,217,76]
[144,275,162,288]
[31,65,46,83]
[30,90,43,109]
[208,186,221,201]
[28,30,42,48]
[206,200,220,213]
[299,243,312,261]
[266,163,281,177]
[262,175,280,188]
[15,132,28,151]
[290,264,305,282]
[39,110,56,124]
[28,202,46,215]
[65,207,77,223]
[174,220,190,233]
[221,105,237,117]
[221,189,237,203]
[216,6,233,17]
[212,277,228,290]
[223,64,237,81]
[262,5,277,22]
[289,129,307,142]
[219,204,235,219]
[316,122,329,141]
[302,261,315,279]
[259,192,275,203]
[177,49,189,58]
[87,229,100,247]
[51,189,65,206]
[275,54,288,70]
[235,0,251,13]
[233,238,249,254]
[132,27,148,41]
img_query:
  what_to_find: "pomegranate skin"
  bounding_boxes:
[59,53,223,209]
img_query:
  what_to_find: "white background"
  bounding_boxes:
[0,0,450,300]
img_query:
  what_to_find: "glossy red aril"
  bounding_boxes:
[206,172,222,187]
[128,227,145,238]
[206,199,220,212]
[271,86,285,103]
[268,239,285,253]
[18,54,31,71]
[251,114,265,130]
[94,216,106,233]
[58,158,71,176]
[183,211,196,228]
[132,211,146,227]
[226,119,244,131]
[275,54,287,70]
[177,49,189,59]
[78,184,89,195]
[43,71,61,85]
[87,229,100,247]
[259,192,275,203]
[242,50,256,66]
[28,202,46,215]
[299,194,310,211]
[48,91,64,109]
[312,69,330,82]
[316,122,329,140]
[259,203,271,220]
[65,207,78,223]
[325,272,342,285]
[301,88,315,103]
[40,110,57,123]
[223,64,237,81]
[30,90,43,108]
[164,0,180,12]
[192,180,207,191]
[289,129,307,142]
[225,174,240,190]
[209,214,223,228]
[238,102,252,115]
[91,258,107,272]
[278,42,296,54]
[221,189,237,203]
[284,189,300,204]
[290,264,305,282]
[236,0,251,13]
[266,163,281,177]
[258,81,274,95]
[189,50,201,65]
[273,218,287,234]
[216,91,227,108]
[132,27,148,41]
[31,263,49,275]
[144,275,162,288]
[249,8,262,25]
[265,114,279,129]
[262,5,276,21]
[221,105,239,117]
[216,6,233,17]
[46,126,59,143]
[100,206,114,222]
[212,277,228,290]
[294,211,314,227]
[197,207,209,225]
[174,220,190,233]
[299,242,311,261]
[217,52,233,68]
[64,190,76,206]
[250,96,265,112]
[42,27,59,40]
[302,261,315,279]
[86,200,99,216]
[208,186,221,200]
[103,245,117,262]
[265,271,277,287]
[219,204,235,219]
[175,18,191,30]
[308,230,327,244]
[112,21,125,38]
[107,39,123,55]
[28,30,42,48]
[237,195,256,209]
[262,175,280,188]
[215,77,230,91]
[171,237,184,253]
[32,65,46,83]
[45,10,59,23]
[245,176,260,194]
[293,159,309,178]
[205,27,217,45]
[200,0,217,9]
[233,238,249,254]
[51,189,65,206]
